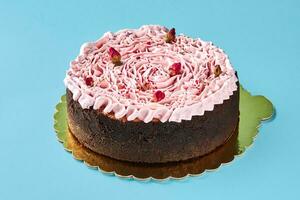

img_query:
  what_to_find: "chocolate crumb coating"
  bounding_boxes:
[66,83,239,163]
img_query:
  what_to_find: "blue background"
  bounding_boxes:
[0,0,299,199]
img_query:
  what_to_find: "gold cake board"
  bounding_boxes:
[54,86,274,181]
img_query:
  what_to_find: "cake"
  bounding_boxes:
[64,25,239,163]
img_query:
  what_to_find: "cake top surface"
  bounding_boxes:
[64,25,238,123]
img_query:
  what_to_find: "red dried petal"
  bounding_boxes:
[99,80,109,88]
[196,84,205,95]
[169,62,182,76]
[85,77,94,86]
[153,90,165,102]
[118,83,125,90]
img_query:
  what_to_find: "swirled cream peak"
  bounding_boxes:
[64,25,238,123]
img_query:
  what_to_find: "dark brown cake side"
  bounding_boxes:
[66,83,239,163]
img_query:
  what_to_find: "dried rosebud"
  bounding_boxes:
[165,28,176,43]
[85,77,94,86]
[169,62,182,76]
[108,47,121,65]
[153,90,165,102]
[141,82,151,91]
[214,65,222,77]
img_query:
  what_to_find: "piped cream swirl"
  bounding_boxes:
[64,25,238,123]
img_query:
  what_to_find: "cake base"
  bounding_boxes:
[66,83,239,163]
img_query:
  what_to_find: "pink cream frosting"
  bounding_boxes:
[64,25,238,123]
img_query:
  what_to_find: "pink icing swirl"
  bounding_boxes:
[64,25,238,123]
